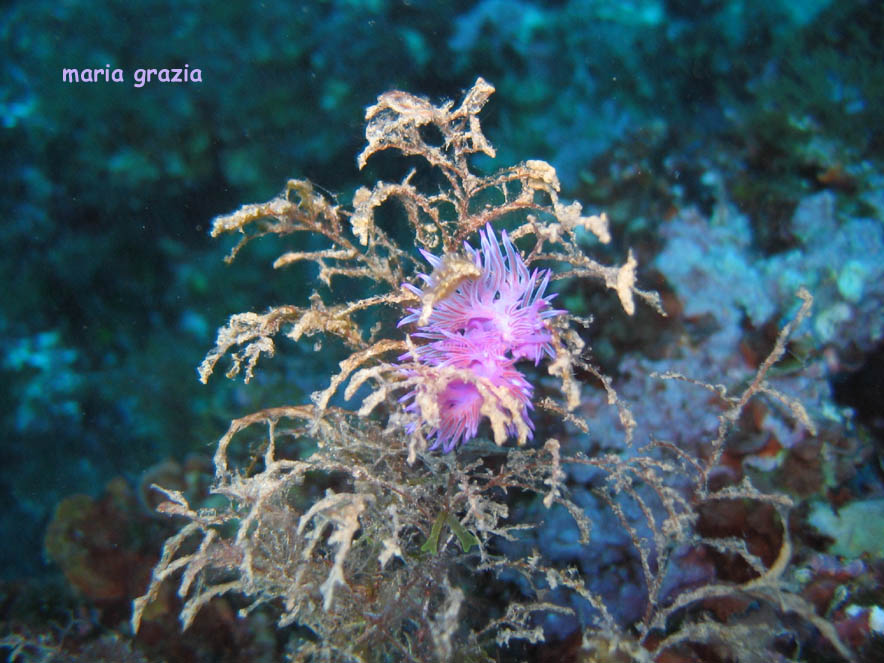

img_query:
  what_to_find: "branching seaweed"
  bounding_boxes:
[133,80,852,662]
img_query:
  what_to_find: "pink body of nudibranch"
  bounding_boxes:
[399,224,563,452]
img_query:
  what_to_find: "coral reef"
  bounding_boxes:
[2,2,881,661]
